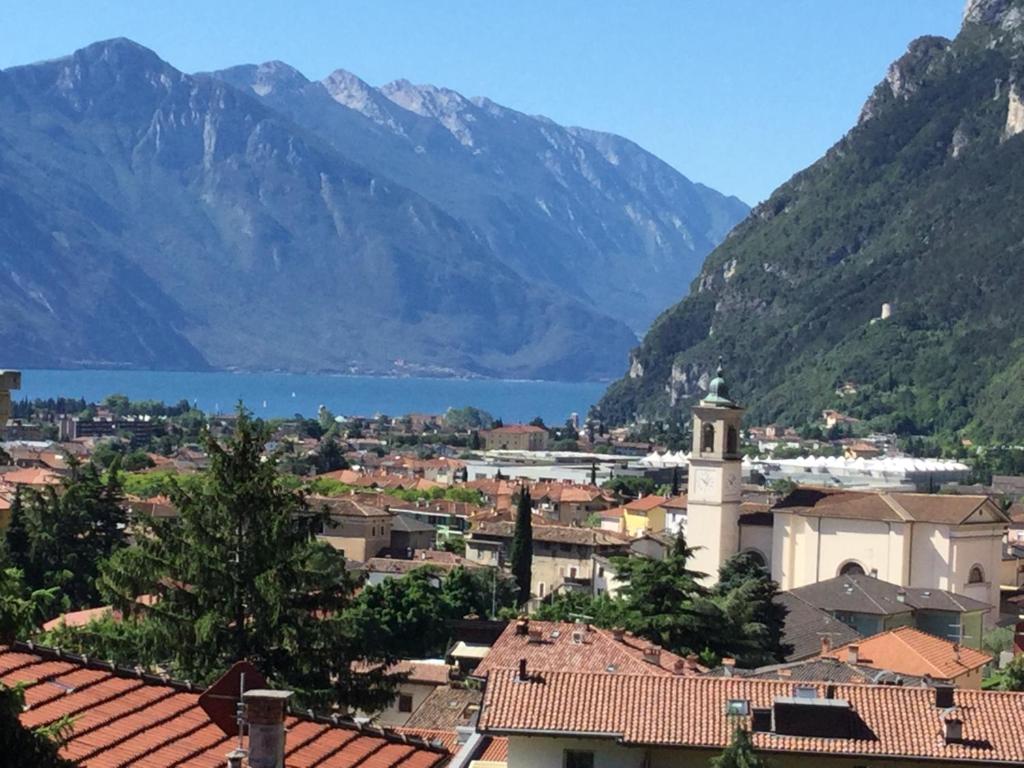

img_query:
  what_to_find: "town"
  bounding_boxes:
[2,366,1023,767]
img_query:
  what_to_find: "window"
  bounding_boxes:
[839,561,866,577]
[793,685,818,699]
[397,694,413,713]
[726,699,749,716]
[726,425,739,455]
[968,564,985,584]
[564,750,594,768]
[569,567,578,578]
[701,423,716,453]
[742,549,767,568]
[539,582,546,597]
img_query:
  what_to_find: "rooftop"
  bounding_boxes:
[479,669,1024,763]
[826,626,992,680]
[787,574,992,617]
[469,520,629,547]
[473,620,702,679]
[774,488,1007,526]
[775,592,862,661]
[0,643,450,767]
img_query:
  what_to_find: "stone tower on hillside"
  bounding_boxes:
[686,363,744,584]
[0,371,22,439]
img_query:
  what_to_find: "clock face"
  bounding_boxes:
[726,473,740,491]
[698,470,714,490]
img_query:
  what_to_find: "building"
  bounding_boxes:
[532,482,615,526]
[362,550,485,586]
[685,365,744,582]
[785,574,992,648]
[465,521,629,602]
[58,414,163,443]
[389,514,438,553]
[0,370,21,438]
[662,494,688,534]
[621,494,670,536]
[473,619,703,680]
[357,660,452,726]
[770,488,1008,613]
[0,643,452,767]
[775,591,863,661]
[707,655,929,686]
[315,495,393,562]
[478,668,1024,767]
[480,424,549,451]
[823,626,992,688]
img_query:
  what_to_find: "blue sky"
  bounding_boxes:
[1,1,963,204]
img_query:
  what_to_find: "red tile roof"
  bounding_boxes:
[479,669,1024,764]
[826,626,992,680]
[473,620,702,679]
[625,495,670,512]
[774,488,1008,526]
[1,643,451,767]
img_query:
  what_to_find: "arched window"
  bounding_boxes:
[741,549,767,569]
[701,423,716,453]
[968,564,985,584]
[839,561,866,577]
[726,426,739,455]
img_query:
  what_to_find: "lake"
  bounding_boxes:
[13,369,607,424]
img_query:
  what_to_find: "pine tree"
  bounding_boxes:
[614,534,716,655]
[98,407,394,711]
[2,488,29,570]
[509,486,533,606]
[712,552,791,666]
[0,683,74,767]
[711,726,771,768]
[670,465,680,496]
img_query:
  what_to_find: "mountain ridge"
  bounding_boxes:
[597,0,1024,438]
[0,38,746,380]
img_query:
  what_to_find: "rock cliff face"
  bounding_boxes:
[0,39,746,380]
[598,0,1024,440]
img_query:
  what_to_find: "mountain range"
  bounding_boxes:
[598,0,1024,440]
[0,39,746,380]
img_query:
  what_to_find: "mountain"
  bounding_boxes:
[598,0,1024,439]
[210,64,748,334]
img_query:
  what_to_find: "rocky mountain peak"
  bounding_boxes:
[963,0,1024,29]
[246,60,308,96]
[858,35,951,124]
[380,79,479,146]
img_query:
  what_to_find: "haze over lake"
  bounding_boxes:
[15,369,605,424]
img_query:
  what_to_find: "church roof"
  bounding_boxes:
[773,487,1008,525]
[786,575,992,618]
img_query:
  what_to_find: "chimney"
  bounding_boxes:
[527,628,543,644]
[226,750,246,768]
[722,657,736,668]
[642,646,662,665]
[934,684,955,709]
[953,642,961,663]
[611,627,625,642]
[518,658,529,682]
[896,589,906,603]
[243,689,292,768]
[943,717,964,744]
[515,618,530,636]
[571,628,585,645]
[673,659,688,675]
[820,636,832,656]
[846,644,860,664]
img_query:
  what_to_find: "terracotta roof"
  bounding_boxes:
[470,521,629,547]
[1008,501,1024,525]
[479,668,1024,764]
[0,643,450,767]
[403,685,481,730]
[826,626,992,680]
[473,620,702,679]
[661,495,688,510]
[625,495,669,512]
[312,496,393,519]
[41,606,117,632]
[363,551,483,575]
[0,467,62,486]
[485,425,547,434]
[353,660,451,687]
[774,488,1008,526]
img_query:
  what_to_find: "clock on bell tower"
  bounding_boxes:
[685,362,744,584]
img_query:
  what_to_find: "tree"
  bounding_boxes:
[614,536,716,656]
[13,460,127,609]
[712,553,791,666]
[97,407,394,711]
[670,465,681,496]
[1002,654,1024,692]
[0,568,63,644]
[314,437,348,474]
[509,487,533,606]
[0,682,74,767]
[710,726,771,768]
[532,591,626,627]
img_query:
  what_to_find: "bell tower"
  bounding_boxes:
[686,362,743,584]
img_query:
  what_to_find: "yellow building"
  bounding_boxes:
[621,494,669,536]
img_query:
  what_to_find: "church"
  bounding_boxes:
[685,366,1009,616]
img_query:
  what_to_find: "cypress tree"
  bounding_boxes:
[711,726,771,768]
[509,486,533,606]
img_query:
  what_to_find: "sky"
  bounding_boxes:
[0,1,964,205]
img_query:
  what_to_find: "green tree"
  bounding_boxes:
[14,460,126,609]
[1002,654,1024,692]
[0,567,64,644]
[712,553,790,666]
[614,536,716,656]
[710,726,771,768]
[532,591,626,626]
[97,408,393,711]
[314,437,348,474]
[0,682,74,767]
[509,488,533,606]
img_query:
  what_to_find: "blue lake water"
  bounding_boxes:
[13,369,606,424]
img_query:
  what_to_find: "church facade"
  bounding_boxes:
[684,366,1008,616]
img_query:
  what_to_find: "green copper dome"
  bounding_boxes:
[702,361,735,406]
